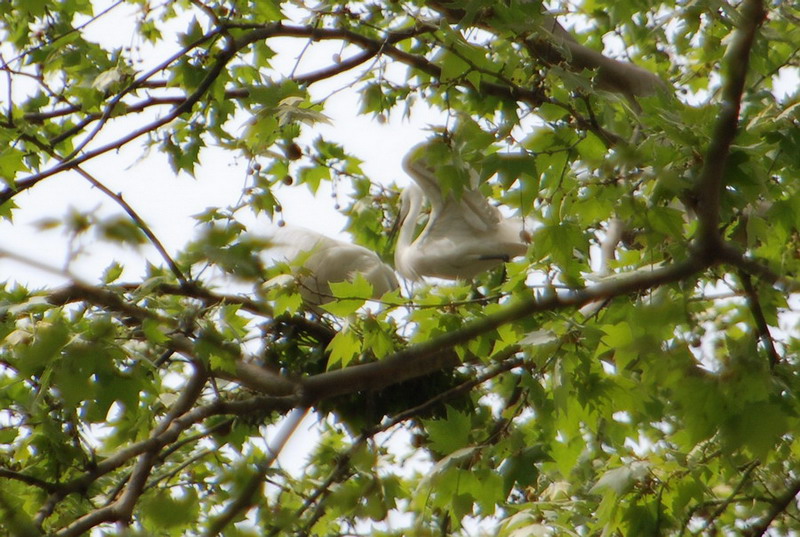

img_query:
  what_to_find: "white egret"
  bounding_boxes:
[395,142,531,281]
[272,226,399,307]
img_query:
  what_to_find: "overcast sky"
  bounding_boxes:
[0,0,446,289]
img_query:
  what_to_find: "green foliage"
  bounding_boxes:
[0,0,799,536]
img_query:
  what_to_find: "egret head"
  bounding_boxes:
[402,142,431,173]
[402,139,451,181]
[393,183,427,281]
[396,182,427,231]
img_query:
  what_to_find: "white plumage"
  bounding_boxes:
[272,226,398,307]
[395,141,530,281]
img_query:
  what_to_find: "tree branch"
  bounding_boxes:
[0,26,236,205]
[39,243,789,535]
[52,364,209,537]
[694,0,766,252]
[737,270,781,368]
[38,373,296,532]
[0,20,549,209]
[744,478,800,537]
[702,460,760,534]
[426,4,669,101]
[718,243,800,293]
[12,126,189,285]
[0,468,57,493]
[47,281,173,325]
[124,281,276,318]
[71,166,188,284]
[528,14,669,100]
[300,256,705,404]
[204,407,308,536]
[364,349,524,436]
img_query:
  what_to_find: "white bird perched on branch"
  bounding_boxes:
[395,141,531,281]
[271,226,399,308]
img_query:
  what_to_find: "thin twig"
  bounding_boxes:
[0,468,57,493]
[702,460,760,533]
[744,478,800,537]
[62,29,224,163]
[0,26,234,205]
[738,270,781,368]
[0,21,547,208]
[6,1,125,65]
[203,407,309,536]
[71,165,188,284]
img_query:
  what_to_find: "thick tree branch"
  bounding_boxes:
[530,14,669,100]
[694,0,766,252]
[300,256,705,403]
[224,360,299,397]
[426,3,669,101]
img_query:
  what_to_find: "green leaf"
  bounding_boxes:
[532,221,587,283]
[0,199,16,220]
[576,132,607,162]
[16,319,69,376]
[362,317,395,359]
[179,17,204,47]
[142,318,170,344]
[0,147,26,187]
[721,401,788,459]
[538,102,568,121]
[438,49,471,82]
[423,406,472,455]
[99,216,147,245]
[321,274,372,317]
[254,0,283,20]
[141,489,200,529]
[327,328,361,368]
[101,262,124,283]
[299,165,331,193]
